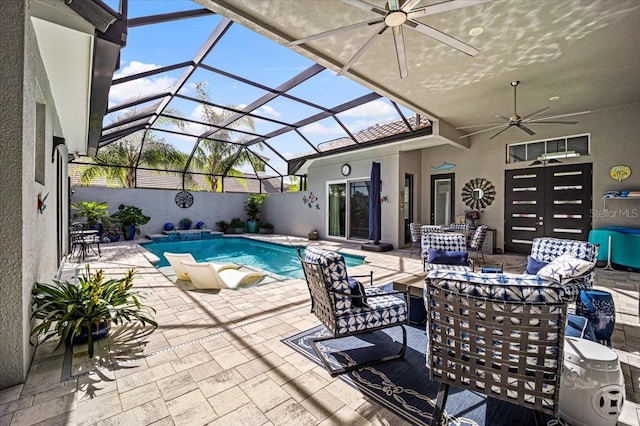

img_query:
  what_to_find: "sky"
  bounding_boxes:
[102,0,417,176]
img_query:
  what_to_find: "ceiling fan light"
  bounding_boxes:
[385,11,407,26]
[468,26,483,36]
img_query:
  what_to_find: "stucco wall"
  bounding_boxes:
[0,0,64,389]
[305,152,402,248]
[72,187,316,239]
[421,103,640,251]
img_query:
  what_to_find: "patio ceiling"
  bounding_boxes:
[199,0,640,140]
[84,0,437,184]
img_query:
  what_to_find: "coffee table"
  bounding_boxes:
[392,272,427,325]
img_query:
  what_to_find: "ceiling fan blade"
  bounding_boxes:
[456,122,509,130]
[341,0,388,16]
[493,113,511,121]
[401,0,422,12]
[287,18,384,46]
[526,110,591,123]
[459,124,508,138]
[408,0,494,19]
[522,106,550,120]
[489,124,515,140]
[337,25,388,76]
[392,25,408,79]
[404,20,478,56]
[526,120,579,125]
[518,124,536,136]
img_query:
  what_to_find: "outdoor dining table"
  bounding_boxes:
[70,229,100,260]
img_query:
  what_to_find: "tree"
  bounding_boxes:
[190,82,264,192]
[79,110,187,188]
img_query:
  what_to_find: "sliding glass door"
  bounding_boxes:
[328,183,346,237]
[328,180,370,240]
[349,180,370,239]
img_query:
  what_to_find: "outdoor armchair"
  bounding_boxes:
[425,270,569,425]
[421,232,473,272]
[298,246,409,377]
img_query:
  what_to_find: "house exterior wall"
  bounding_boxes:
[0,0,64,389]
[421,103,640,252]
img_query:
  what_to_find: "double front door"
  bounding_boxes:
[504,163,592,254]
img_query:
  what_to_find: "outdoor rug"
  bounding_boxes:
[283,323,564,426]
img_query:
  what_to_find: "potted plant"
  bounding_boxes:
[215,220,230,233]
[71,201,111,235]
[110,204,151,240]
[179,217,193,230]
[244,194,267,233]
[30,266,157,358]
[102,227,121,242]
[230,217,245,233]
[259,222,274,234]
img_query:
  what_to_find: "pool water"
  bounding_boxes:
[142,237,366,279]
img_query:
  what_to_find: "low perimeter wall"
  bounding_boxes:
[72,187,318,240]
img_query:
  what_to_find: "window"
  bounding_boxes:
[507,134,590,164]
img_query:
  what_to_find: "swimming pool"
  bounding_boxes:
[142,237,366,279]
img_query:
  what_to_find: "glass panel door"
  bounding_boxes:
[431,173,454,226]
[328,183,346,237]
[349,180,370,239]
[404,174,414,243]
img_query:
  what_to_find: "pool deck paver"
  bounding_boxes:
[1,234,639,425]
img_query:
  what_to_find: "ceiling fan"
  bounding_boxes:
[287,0,493,79]
[457,81,591,140]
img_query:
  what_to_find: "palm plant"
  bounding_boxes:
[31,266,156,358]
[79,109,187,188]
[189,82,265,192]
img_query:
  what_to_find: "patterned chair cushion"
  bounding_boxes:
[425,270,568,303]
[304,246,351,314]
[335,286,408,334]
[448,223,469,231]
[421,225,443,234]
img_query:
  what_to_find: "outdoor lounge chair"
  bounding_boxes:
[181,260,264,290]
[298,246,409,377]
[164,252,238,280]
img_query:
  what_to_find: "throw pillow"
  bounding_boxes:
[536,254,595,284]
[427,249,469,266]
[525,255,548,275]
[348,277,369,308]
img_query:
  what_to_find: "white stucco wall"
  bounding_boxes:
[0,0,64,389]
[72,187,317,239]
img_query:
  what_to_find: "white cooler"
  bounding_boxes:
[559,337,625,426]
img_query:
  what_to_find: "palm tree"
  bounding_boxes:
[190,82,264,192]
[79,110,187,188]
